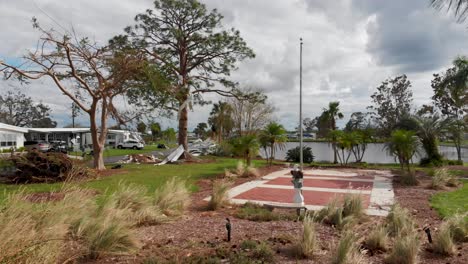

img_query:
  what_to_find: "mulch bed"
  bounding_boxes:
[25,164,466,263]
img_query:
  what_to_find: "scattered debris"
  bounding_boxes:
[156,145,185,166]
[117,154,161,164]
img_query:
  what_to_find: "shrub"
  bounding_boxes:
[446,213,468,243]
[432,222,456,256]
[298,214,318,258]
[342,194,364,218]
[385,204,415,237]
[419,156,444,167]
[386,233,420,264]
[365,225,388,251]
[154,177,190,216]
[285,146,314,163]
[331,232,365,264]
[208,180,231,210]
[430,168,459,189]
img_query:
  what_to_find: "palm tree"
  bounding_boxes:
[414,115,444,165]
[261,122,287,165]
[208,102,234,143]
[431,0,468,22]
[230,135,259,166]
[385,130,421,173]
[323,101,344,163]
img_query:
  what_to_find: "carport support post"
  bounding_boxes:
[299,38,303,171]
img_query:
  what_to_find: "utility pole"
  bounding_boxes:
[71,102,80,128]
[299,38,303,171]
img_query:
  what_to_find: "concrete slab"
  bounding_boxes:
[206,168,395,216]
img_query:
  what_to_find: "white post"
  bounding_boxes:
[299,38,303,171]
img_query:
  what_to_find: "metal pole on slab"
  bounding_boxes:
[299,38,303,171]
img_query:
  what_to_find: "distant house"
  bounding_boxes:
[0,122,28,151]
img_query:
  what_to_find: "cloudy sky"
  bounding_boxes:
[1,0,468,130]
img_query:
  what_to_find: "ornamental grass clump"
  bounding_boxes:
[365,225,388,251]
[298,214,318,258]
[208,179,231,210]
[331,232,365,264]
[429,168,459,189]
[342,193,364,219]
[154,177,190,216]
[446,213,468,243]
[385,233,420,264]
[432,222,456,256]
[0,192,66,264]
[385,204,415,237]
[111,183,166,226]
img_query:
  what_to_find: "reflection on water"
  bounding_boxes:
[260,142,468,163]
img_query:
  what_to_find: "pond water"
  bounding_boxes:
[260,142,468,163]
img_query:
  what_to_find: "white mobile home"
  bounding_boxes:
[0,123,28,151]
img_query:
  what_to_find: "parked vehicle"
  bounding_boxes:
[24,140,51,152]
[48,141,68,153]
[116,140,144,150]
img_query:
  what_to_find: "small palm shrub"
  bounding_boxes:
[298,214,318,258]
[285,146,314,163]
[385,204,415,237]
[385,233,420,264]
[365,225,388,251]
[432,222,456,256]
[154,177,190,216]
[208,180,231,210]
[331,232,365,264]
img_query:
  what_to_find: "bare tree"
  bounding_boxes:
[0,19,143,170]
[228,88,275,136]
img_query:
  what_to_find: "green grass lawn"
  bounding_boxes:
[0,158,269,202]
[430,180,468,218]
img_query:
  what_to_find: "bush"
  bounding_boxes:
[7,151,93,183]
[298,214,318,258]
[314,196,362,229]
[432,222,456,256]
[385,233,420,264]
[385,204,415,237]
[445,159,463,166]
[239,239,258,250]
[154,177,190,216]
[419,156,444,167]
[285,146,314,163]
[213,142,234,157]
[208,180,231,210]
[365,225,388,251]
[331,232,365,264]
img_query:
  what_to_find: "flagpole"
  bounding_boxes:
[299,38,303,171]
